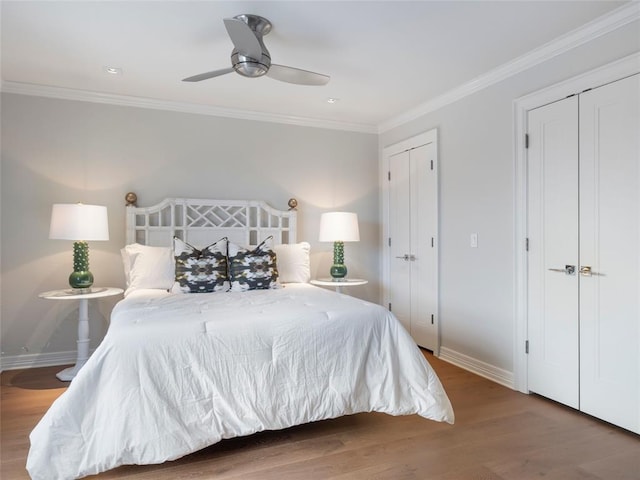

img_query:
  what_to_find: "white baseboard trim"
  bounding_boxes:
[439,347,515,389]
[0,351,79,372]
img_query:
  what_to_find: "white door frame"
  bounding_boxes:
[381,128,439,354]
[513,52,640,393]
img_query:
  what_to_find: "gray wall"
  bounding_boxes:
[2,19,637,377]
[379,21,640,376]
[0,95,378,365]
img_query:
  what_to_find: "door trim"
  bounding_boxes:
[513,52,640,393]
[381,129,439,354]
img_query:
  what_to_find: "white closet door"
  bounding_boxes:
[527,96,580,409]
[389,150,412,333]
[388,143,438,350]
[579,74,639,433]
[410,143,437,350]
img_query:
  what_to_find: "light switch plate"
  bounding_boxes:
[470,233,478,248]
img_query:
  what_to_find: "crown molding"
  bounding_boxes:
[0,81,378,134]
[378,1,640,133]
[1,3,636,136]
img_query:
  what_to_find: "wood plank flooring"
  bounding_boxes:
[2,352,638,479]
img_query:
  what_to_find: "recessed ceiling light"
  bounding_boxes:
[103,66,123,75]
[326,98,339,104]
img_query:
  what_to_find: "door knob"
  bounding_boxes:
[395,254,417,261]
[548,265,575,275]
[580,266,603,276]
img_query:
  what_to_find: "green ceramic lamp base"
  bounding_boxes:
[69,241,94,289]
[69,271,94,290]
[330,264,347,279]
[330,241,348,279]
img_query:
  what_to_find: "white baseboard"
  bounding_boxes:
[0,351,78,372]
[4,345,515,390]
[438,347,514,389]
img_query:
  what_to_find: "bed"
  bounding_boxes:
[27,197,454,480]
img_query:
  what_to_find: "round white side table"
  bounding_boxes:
[310,278,368,294]
[39,287,124,381]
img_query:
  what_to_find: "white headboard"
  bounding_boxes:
[125,196,297,247]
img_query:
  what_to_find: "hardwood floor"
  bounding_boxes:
[2,352,638,479]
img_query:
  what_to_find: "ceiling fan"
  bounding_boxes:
[183,14,330,86]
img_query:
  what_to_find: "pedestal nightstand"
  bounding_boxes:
[39,287,124,381]
[310,278,368,294]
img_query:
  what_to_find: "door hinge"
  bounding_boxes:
[430,159,434,171]
[431,237,434,248]
[388,171,391,181]
[525,340,529,354]
[431,314,434,325]
[388,303,392,312]
[526,238,529,251]
[388,237,391,247]
[525,133,529,149]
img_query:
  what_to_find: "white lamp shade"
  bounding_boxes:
[319,212,360,242]
[49,204,110,241]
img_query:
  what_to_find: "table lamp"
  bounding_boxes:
[49,203,109,291]
[319,212,360,279]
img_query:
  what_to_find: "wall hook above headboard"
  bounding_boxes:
[125,192,138,207]
[288,198,298,211]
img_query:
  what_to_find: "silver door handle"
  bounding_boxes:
[580,266,604,276]
[395,254,417,261]
[548,265,575,275]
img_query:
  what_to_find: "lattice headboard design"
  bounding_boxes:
[126,198,297,247]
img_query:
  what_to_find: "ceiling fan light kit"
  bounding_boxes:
[183,14,329,86]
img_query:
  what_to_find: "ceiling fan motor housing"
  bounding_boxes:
[231,14,272,78]
[231,47,271,77]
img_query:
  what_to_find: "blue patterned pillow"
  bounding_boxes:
[172,237,229,293]
[228,237,279,292]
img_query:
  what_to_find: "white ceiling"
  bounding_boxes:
[0,1,630,131]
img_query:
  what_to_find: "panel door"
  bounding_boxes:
[579,74,639,433]
[527,96,580,409]
[409,143,438,350]
[388,144,438,350]
[389,150,412,333]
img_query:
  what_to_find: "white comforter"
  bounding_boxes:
[27,284,454,479]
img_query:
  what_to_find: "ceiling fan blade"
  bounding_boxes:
[224,17,263,60]
[267,64,330,86]
[182,68,234,82]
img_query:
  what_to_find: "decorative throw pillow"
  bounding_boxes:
[172,237,229,293]
[273,242,311,283]
[228,236,279,291]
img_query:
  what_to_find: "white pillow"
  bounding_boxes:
[273,242,311,283]
[121,243,174,297]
